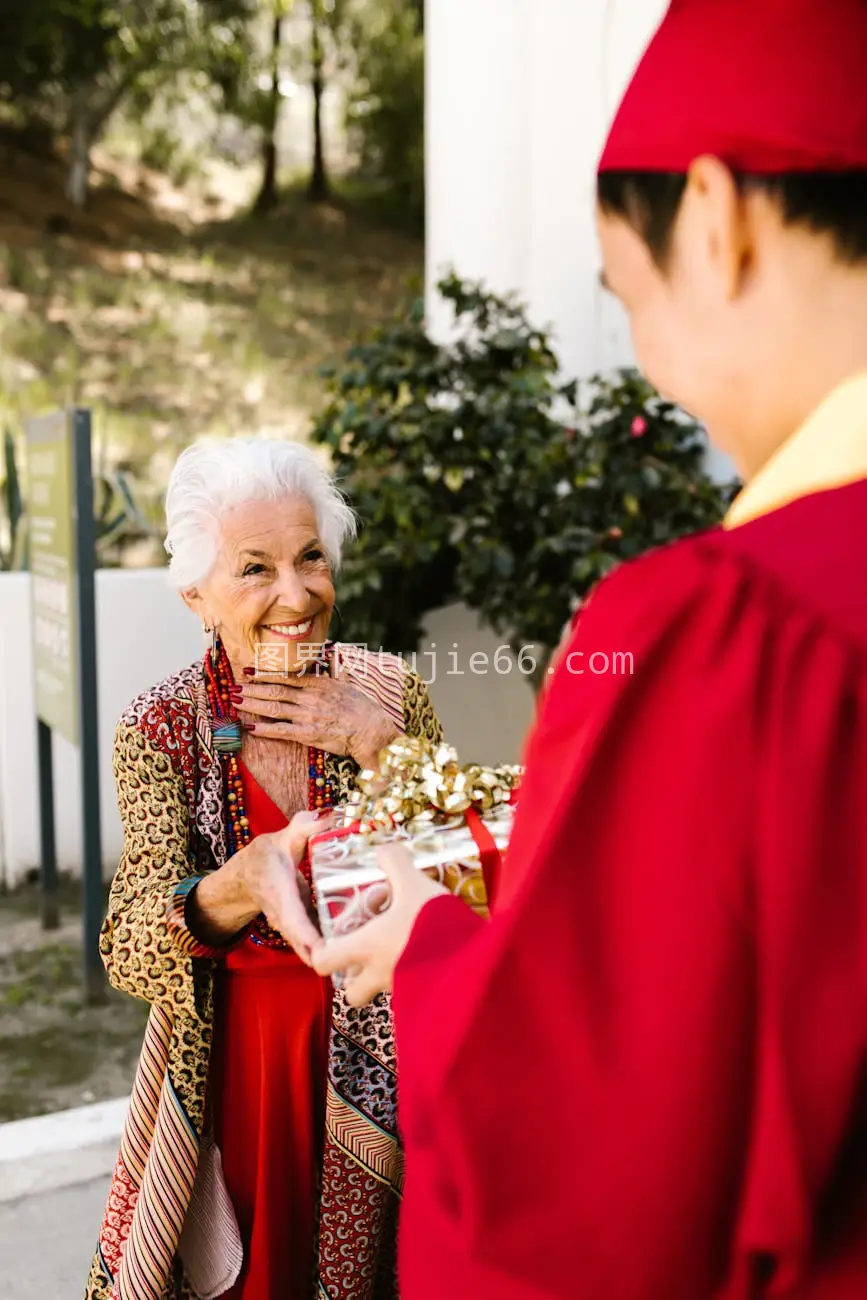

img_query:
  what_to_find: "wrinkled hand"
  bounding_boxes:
[311,843,447,1004]
[238,674,401,768]
[239,810,333,963]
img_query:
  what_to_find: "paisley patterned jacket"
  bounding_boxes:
[84,645,442,1300]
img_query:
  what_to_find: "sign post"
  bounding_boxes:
[27,410,104,1002]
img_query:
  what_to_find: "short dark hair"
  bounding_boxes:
[597,170,867,268]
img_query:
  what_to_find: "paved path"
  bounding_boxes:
[0,1176,107,1299]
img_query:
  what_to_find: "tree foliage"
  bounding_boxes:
[343,0,424,225]
[0,0,425,214]
[0,0,255,204]
[310,275,739,681]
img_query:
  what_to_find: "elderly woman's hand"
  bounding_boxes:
[237,674,402,770]
[238,813,327,961]
[191,811,332,963]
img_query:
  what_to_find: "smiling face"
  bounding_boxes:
[183,494,335,674]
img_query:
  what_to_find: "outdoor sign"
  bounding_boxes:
[25,408,104,1000]
[28,411,80,745]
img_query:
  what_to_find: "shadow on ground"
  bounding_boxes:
[0,880,146,1122]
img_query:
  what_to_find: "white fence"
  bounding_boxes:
[0,571,535,888]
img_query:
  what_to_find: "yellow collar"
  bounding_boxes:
[724,371,867,529]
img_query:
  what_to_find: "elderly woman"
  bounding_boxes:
[85,438,443,1300]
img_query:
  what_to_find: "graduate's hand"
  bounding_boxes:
[311,843,448,1005]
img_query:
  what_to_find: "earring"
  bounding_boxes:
[203,622,218,662]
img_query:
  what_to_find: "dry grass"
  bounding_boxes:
[0,882,147,1122]
[0,128,423,543]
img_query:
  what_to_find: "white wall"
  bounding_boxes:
[424,0,736,482]
[425,0,669,374]
[0,574,532,888]
[0,570,203,889]
[421,604,536,768]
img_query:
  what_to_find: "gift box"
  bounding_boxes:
[310,738,521,942]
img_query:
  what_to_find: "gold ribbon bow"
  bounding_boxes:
[346,737,522,833]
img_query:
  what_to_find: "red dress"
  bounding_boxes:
[211,766,332,1300]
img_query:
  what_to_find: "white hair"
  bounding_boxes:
[164,437,357,590]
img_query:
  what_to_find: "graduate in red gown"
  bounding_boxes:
[310,2,867,1296]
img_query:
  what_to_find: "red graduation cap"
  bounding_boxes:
[599,0,867,174]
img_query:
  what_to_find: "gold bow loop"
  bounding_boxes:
[346,737,522,834]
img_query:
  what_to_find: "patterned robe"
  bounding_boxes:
[85,645,443,1300]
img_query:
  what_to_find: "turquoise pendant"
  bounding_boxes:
[213,720,243,755]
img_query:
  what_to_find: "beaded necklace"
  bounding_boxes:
[204,638,335,950]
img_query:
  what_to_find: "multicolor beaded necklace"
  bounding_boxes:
[204,638,335,949]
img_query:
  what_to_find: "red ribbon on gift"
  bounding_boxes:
[309,820,363,849]
[464,801,512,909]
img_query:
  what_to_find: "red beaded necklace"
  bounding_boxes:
[204,638,335,949]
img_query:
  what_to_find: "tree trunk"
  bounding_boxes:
[66,90,93,209]
[65,68,144,210]
[308,0,329,203]
[254,12,283,213]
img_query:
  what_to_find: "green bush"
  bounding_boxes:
[311,273,739,684]
[138,124,202,188]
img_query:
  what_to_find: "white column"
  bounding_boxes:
[425,0,737,479]
[522,0,611,376]
[425,0,532,340]
[425,0,669,374]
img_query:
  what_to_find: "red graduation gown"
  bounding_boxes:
[393,479,867,1300]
